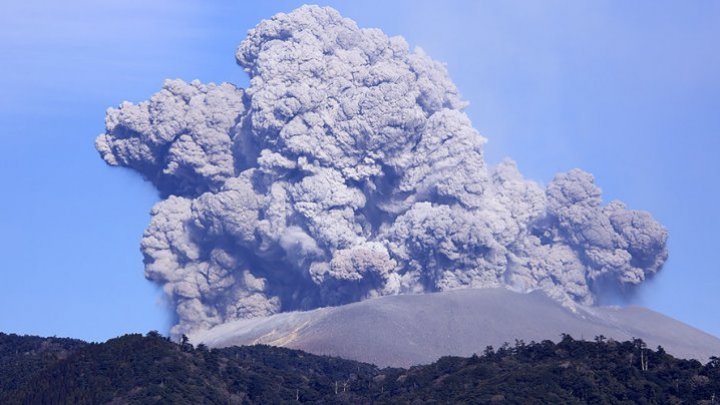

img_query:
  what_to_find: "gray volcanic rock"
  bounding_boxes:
[190,288,720,368]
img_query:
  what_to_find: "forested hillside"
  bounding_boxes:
[1,332,718,403]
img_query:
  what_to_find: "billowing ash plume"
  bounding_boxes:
[96,6,668,336]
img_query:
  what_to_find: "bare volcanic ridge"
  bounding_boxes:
[191,288,720,368]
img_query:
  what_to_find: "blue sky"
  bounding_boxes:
[1,1,718,341]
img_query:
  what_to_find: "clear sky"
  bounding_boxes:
[1,1,718,341]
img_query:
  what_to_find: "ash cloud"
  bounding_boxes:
[96,6,668,336]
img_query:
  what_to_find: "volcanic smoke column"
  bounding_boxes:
[96,6,668,336]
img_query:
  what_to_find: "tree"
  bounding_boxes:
[180,335,193,352]
[633,338,648,371]
[146,331,162,339]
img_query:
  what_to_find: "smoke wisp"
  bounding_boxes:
[96,6,668,336]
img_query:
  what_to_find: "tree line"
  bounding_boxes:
[1,331,718,403]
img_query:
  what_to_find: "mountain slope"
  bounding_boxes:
[191,288,720,367]
[0,333,87,394]
[2,332,720,403]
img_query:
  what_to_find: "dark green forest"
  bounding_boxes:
[1,331,718,404]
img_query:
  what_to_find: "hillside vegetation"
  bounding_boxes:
[1,332,718,403]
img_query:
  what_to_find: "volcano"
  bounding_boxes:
[190,288,720,368]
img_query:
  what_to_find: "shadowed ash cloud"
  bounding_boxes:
[96,6,668,336]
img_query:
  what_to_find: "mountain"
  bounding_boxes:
[0,332,377,404]
[2,332,720,403]
[0,333,87,394]
[191,288,720,368]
